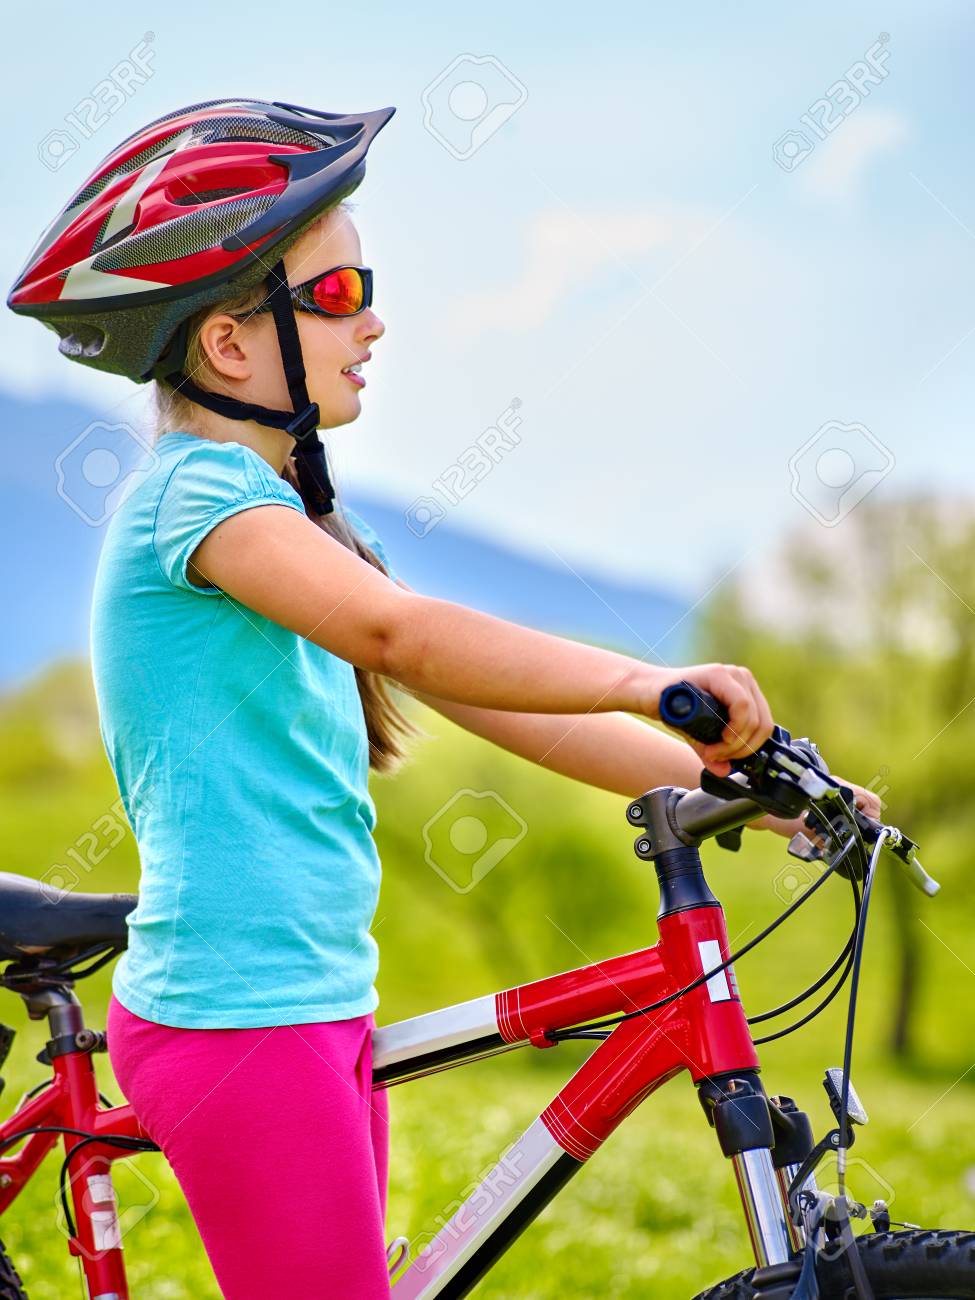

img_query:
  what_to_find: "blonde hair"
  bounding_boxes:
[151,206,422,775]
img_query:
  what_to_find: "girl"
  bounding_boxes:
[8,99,877,1298]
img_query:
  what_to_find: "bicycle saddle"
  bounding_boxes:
[0,873,136,959]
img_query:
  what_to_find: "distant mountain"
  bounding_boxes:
[346,497,690,662]
[0,389,693,686]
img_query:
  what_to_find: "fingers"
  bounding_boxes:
[850,784,883,820]
[670,663,774,771]
[653,662,888,824]
[800,813,828,850]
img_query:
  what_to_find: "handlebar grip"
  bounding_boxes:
[659,682,729,746]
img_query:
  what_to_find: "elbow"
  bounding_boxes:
[372,625,400,679]
[372,590,419,683]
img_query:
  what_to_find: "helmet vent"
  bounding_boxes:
[91,194,278,271]
[170,187,253,206]
[57,323,106,360]
[200,114,324,150]
[70,131,183,211]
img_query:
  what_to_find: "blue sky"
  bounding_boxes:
[1,0,972,594]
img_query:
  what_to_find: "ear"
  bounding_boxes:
[197,312,255,382]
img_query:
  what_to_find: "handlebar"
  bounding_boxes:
[656,681,939,897]
[659,681,730,746]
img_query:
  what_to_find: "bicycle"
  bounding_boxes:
[0,685,970,1298]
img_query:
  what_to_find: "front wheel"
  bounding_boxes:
[694,1229,975,1299]
[0,1237,27,1300]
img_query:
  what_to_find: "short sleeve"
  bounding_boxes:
[153,440,305,593]
[342,505,399,583]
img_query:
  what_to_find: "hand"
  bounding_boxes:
[753,780,883,842]
[647,663,774,776]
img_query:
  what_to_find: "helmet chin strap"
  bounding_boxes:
[164,258,336,515]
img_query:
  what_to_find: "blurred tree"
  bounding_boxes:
[698,493,975,1059]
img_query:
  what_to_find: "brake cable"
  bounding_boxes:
[56,1132,160,1238]
[837,826,884,1187]
[804,815,883,1300]
[0,1125,158,1240]
[749,933,855,1026]
[750,946,855,1046]
[747,864,864,1043]
[748,871,859,1026]
[547,832,858,1043]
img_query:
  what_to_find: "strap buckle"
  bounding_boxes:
[285,403,321,442]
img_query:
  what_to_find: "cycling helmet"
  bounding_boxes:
[7,98,396,513]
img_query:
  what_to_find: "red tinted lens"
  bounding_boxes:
[311,267,364,314]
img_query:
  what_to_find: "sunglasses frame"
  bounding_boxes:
[244,265,374,320]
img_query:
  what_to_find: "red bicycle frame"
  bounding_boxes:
[377,892,799,1297]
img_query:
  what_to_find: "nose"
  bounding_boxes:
[357,308,385,345]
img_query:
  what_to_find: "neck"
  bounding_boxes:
[176,410,296,474]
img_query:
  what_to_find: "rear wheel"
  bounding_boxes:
[694,1229,975,1298]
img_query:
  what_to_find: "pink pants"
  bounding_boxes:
[106,994,391,1298]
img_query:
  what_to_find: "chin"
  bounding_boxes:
[318,397,361,430]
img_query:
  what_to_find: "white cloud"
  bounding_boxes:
[801,108,910,201]
[448,207,712,335]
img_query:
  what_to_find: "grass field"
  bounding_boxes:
[0,665,973,1296]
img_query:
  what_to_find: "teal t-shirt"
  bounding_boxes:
[90,431,397,1029]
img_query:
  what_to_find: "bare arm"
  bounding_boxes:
[412,688,702,797]
[393,572,703,796]
[188,503,773,769]
[396,586,881,827]
[414,690,881,834]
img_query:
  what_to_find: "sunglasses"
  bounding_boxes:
[243,265,374,319]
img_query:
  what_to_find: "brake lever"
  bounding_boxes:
[697,720,940,895]
[702,725,846,825]
[787,831,825,863]
[801,787,940,897]
[878,827,940,897]
[701,726,814,819]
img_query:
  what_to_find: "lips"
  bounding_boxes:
[341,352,369,389]
[341,351,371,374]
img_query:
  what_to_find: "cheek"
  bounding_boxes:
[299,319,355,376]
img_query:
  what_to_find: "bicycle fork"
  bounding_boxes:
[697,1070,811,1267]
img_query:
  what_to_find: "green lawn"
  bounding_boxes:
[0,665,973,1296]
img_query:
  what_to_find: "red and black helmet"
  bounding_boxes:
[7,98,396,514]
[8,97,394,381]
